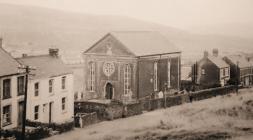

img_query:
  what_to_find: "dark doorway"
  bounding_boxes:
[18,101,24,127]
[105,83,113,99]
[49,102,53,123]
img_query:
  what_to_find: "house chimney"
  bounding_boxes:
[204,51,208,58]
[49,48,59,57]
[213,49,218,57]
[22,53,28,58]
[0,38,2,48]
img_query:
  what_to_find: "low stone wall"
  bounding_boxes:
[139,99,151,111]
[104,103,123,120]
[139,85,236,111]
[75,101,107,120]
[75,112,98,128]
[74,85,237,127]
[189,85,236,101]
[124,102,142,117]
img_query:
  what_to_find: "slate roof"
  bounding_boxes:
[225,55,252,68]
[17,55,73,80]
[110,31,180,56]
[0,47,21,76]
[207,56,229,68]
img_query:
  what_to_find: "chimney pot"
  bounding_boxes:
[204,51,208,58]
[49,48,59,57]
[22,54,28,58]
[213,48,219,57]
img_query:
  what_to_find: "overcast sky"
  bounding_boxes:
[0,0,253,29]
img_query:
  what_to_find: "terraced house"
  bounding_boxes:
[224,55,253,87]
[0,38,25,130]
[192,49,230,89]
[17,49,74,124]
[82,31,181,102]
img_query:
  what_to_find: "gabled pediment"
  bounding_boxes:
[84,33,136,57]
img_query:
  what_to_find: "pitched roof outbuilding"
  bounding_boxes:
[0,47,21,76]
[17,55,72,80]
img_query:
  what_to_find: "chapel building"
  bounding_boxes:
[82,31,181,102]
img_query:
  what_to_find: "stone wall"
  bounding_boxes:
[139,85,236,111]
[74,85,236,127]
[75,112,98,128]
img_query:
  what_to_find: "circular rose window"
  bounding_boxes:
[103,62,115,77]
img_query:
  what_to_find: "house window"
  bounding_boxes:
[3,105,11,125]
[74,92,78,101]
[3,79,11,99]
[34,105,39,120]
[154,62,158,91]
[62,76,66,90]
[43,104,47,113]
[225,68,229,76]
[17,76,25,96]
[49,79,54,93]
[34,82,39,96]
[88,62,95,91]
[124,64,131,94]
[223,68,226,76]
[201,69,205,75]
[168,59,171,88]
[220,69,224,78]
[62,97,66,111]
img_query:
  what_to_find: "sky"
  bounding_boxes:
[0,0,253,29]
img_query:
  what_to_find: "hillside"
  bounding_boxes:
[0,3,253,62]
[189,22,253,40]
[47,88,253,140]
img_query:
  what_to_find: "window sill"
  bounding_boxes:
[2,122,12,127]
[49,93,55,97]
[62,110,67,114]
[62,89,68,93]
[2,97,12,100]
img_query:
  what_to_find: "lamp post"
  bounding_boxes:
[18,65,36,140]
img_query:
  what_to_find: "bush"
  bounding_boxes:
[227,78,237,85]
[26,120,75,133]
[0,127,50,140]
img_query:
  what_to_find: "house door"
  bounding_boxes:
[49,102,53,123]
[18,101,24,127]
[43,104,49,123]
[245,77,249,86]
[105,83,113,99]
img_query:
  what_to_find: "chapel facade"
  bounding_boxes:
[83,31,181,101]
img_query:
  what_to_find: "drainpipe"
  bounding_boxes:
[178,54,181,91]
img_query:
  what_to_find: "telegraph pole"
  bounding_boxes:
[19,65,36,140]
[236,61,239,94]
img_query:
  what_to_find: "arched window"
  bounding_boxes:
[124,64,131,94]
[88,62,95,91]
[154,62,158,91]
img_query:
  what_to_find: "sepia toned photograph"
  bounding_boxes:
[0,0,253,140]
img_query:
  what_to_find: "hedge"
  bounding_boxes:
[26,120,75,133]
[0,127,50,140]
